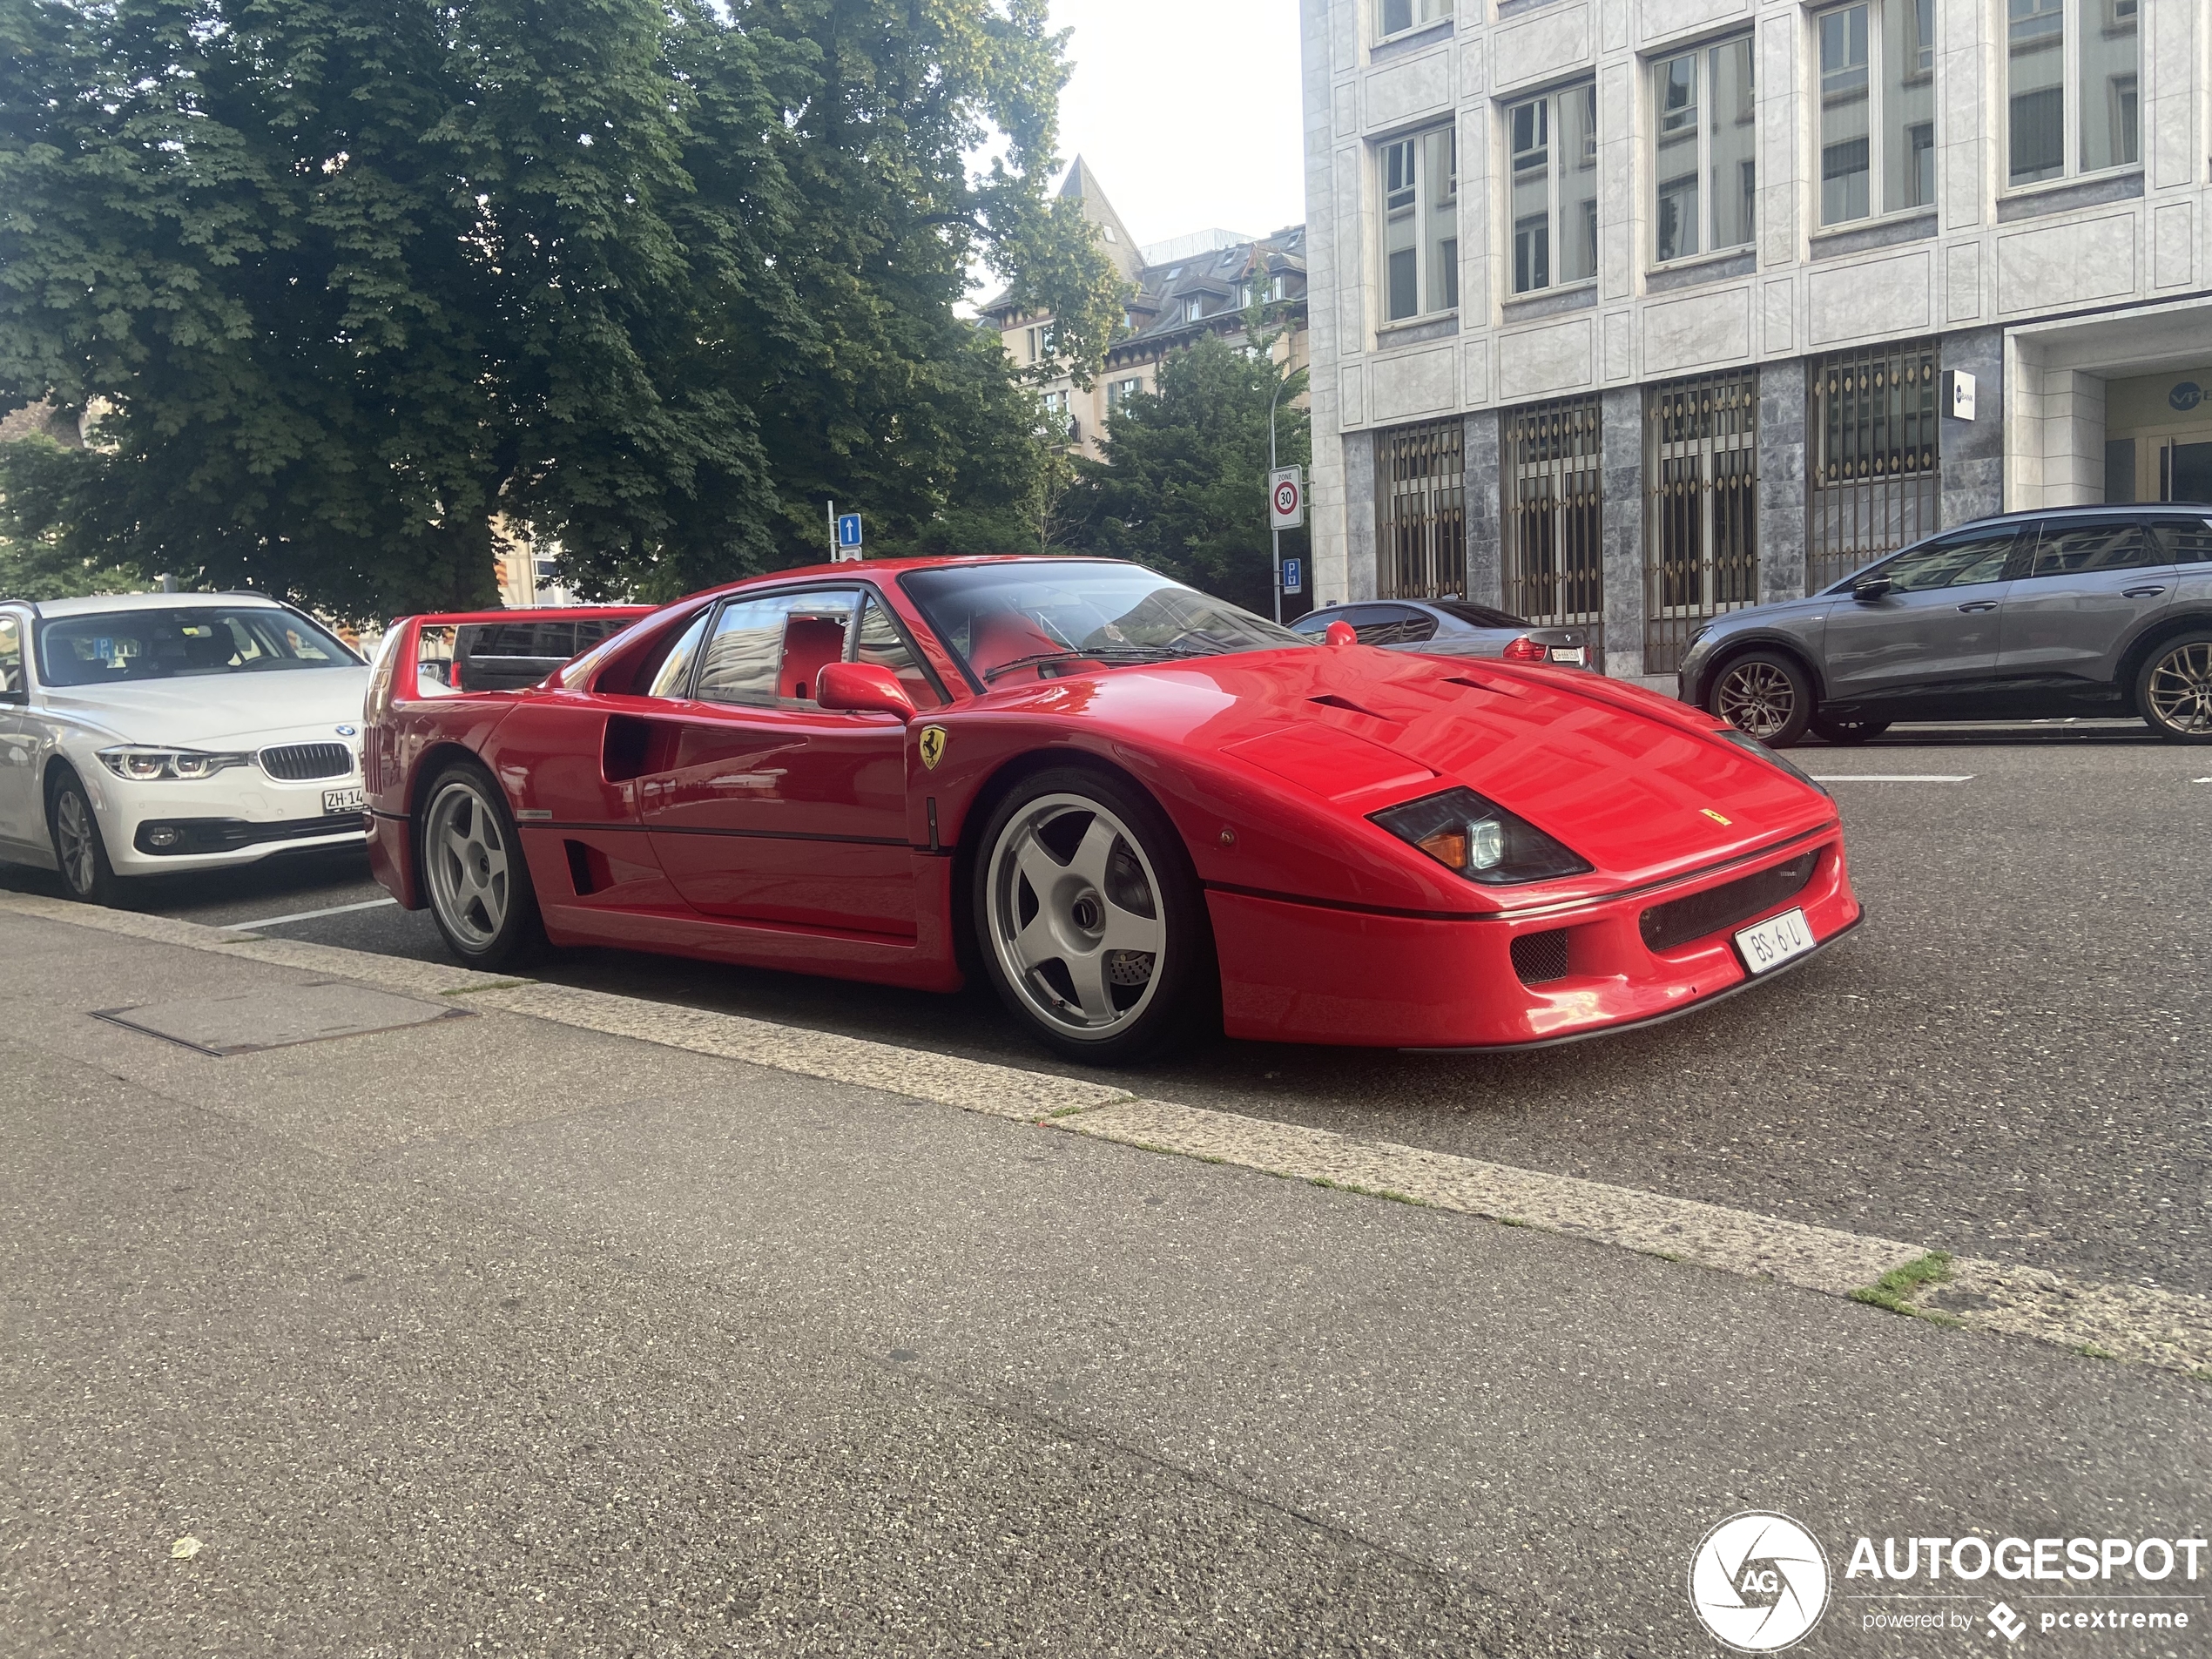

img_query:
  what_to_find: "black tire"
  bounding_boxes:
[1708,651,1815,748]
[970,765,1217,1065]
[45,765,125,906]
[416,759,547,968]
[2134,632,2212,744]
[1811,715,1890,746]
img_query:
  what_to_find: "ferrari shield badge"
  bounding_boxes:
[918,725,948,770]
[1701,808,1733,826]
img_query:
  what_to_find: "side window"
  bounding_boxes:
[0,613,23,696]
[853,595,946,710]
[1878,530,2018,592]
[644,610,712,698]
[1348,604,1430,645]
[414,624,461,698]
[2150,519,2212,564]
[695,590,860,708]
[2027,522,2157,576]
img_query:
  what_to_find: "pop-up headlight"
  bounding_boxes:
[1370,786,1592,887]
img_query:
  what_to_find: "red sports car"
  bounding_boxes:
[365,557,1862,1062]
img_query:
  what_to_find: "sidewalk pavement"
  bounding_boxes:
[2,904,2207,1656]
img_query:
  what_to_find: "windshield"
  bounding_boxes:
[900,562,1311,687]
[37,606,361,687]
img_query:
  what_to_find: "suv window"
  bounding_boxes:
[696,590,862,708]
[1872,529,2018,593]
[0,613,24,697]
[2148,518,2212,564]
[2026,522,2160,576]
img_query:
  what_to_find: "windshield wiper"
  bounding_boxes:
[978,646,1193,684]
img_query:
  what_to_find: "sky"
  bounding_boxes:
[1045,0,1307,249]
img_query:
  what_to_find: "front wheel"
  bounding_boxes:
[973,767,1216,1065]
[1710,651,1815,748]
[419,762,546,968]
[2136,634,2212,744]
[46,768,125,906]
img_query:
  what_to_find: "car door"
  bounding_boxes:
[1818,525,2022,712]
[1994,518,2176,706]
[637,586,921,939]
[0,610,37,852]
[2152,515,2212,607]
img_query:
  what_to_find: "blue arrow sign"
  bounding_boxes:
[837,513,864,550]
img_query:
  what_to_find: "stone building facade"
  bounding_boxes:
[1298,0,2210,684]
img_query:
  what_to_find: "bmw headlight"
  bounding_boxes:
[98,745,252,781]
[1371,786,1592,886]
[1715,729,1829,798]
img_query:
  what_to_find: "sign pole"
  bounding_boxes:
[1271,529,1283,626]
[826,499,837,563]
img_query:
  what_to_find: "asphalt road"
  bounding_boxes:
[11,722,2209,1295]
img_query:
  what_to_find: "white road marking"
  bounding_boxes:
[218,896,400,931]
[1809,773,1974,783]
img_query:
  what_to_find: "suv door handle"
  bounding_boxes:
[1956,600,2000,613]
[2122,585,2168,598]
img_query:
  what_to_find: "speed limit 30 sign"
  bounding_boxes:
[1269,467,1305,531]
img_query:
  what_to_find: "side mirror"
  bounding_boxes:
[1325,620,1358,646]
[1852,576,1894,603]
[817,661,918,722]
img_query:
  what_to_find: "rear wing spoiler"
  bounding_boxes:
[371,606,654,701]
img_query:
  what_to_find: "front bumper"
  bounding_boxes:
[1208,827,1861,1049]
[86,767,367,875]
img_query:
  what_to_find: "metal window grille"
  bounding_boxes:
[1806,338,1941,592]
[1377,418,1467,599]
[1643,370,1758,676]
[1503,395,1604,668]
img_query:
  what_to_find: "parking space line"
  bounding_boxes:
[217,897,401,931]
[1808,773,1974,783]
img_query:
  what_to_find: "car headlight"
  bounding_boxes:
[1371,786,1593,886]
[98,745,252,781]
[1715,729,1830,797]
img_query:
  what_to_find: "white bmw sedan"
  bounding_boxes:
[0,593,371,903]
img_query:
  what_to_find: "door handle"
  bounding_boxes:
[1956,600,2000,613]
[2122,585,2168,598]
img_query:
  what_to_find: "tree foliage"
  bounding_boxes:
[1061,327,1310,617]
[0,0,1119,617]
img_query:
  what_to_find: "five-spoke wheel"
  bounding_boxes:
[2138,633,2212,744]
[420,763,543,965]
[974,768,1211,1062]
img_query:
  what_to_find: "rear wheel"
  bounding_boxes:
[46,767,125,906]
[1710,652,1814,748]
[1811,715,1890,745]
[974,767,1215,1065]
[419,761,545,968]
[2136,633,2212,744]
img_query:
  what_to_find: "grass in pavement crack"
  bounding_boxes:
[1851,1251,1963,1326]
[1306,1175,1425,1206]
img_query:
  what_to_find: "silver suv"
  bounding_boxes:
[1679,507,2212,746]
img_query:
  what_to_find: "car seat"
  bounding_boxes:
[779,614,847,701]
[965,610,1072,686]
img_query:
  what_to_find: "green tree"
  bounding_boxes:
[1062,328,1310,617]
[0,0,1118,617]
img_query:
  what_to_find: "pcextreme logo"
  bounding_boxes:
[1689,1512,1832,1651]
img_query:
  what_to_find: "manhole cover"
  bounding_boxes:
[94,981,470,1056]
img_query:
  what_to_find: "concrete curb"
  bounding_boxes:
[6,888,2208,1379]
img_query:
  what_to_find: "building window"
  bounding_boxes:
[1025,323,1057,364]
[1378,418,1467,600]
[1644,371,1758,673]
[1107,377,1143,411]
[1377,0,1451,41]
[2007,0,2137,187]
[1650,37,1756,264]
[1040,389,1073,440]
[1504,397,1605,665]
[1507,84,1599,294]
[1381,126,1459,323]
[1806,340,1941,591]
[1817,1,1936,226]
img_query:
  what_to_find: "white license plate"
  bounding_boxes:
[1548,646,1588,665]
[1734,907,1817,974]
[322,786,367,814]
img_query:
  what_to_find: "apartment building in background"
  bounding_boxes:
[1299,0,2208,684]
[981,159,1312,457]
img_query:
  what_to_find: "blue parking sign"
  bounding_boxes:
[837,513,864,550]
[1281,557,1304,594]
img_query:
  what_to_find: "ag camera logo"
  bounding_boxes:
[1689,1512,1831,1651]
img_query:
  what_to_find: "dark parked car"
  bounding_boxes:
[1679,506,2212,745]
[1291,599,1590,666]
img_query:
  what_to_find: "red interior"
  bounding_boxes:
[780,616,847,701]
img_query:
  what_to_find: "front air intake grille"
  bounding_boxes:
[259,742,353,781]
[1509,928,1572,986]
[1640,852,1818,955]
